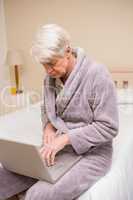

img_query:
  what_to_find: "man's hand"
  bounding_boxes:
[40,134,70,167]
[43,123,57,145]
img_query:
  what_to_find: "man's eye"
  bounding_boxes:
[47,63,55,67]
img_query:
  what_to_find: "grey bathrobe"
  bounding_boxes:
[0,48,119,200]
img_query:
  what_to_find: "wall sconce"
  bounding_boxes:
[6,49,24,94]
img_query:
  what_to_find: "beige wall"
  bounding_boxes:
[4,0,133,92]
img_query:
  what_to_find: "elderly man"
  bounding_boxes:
[0,24,119,200]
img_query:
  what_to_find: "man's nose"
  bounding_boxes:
[47,67,54,74]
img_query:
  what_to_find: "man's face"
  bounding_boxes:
[42,55,69,78]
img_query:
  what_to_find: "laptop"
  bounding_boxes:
[0,138,82,183]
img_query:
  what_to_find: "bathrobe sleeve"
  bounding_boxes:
[41,79,50,130]
[68,66,119,155]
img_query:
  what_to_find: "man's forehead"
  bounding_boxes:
[45,56,62,64]
[41,58,56,65]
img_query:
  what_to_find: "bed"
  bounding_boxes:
[0,88,133,200]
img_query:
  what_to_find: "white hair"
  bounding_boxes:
[31,24,71,63]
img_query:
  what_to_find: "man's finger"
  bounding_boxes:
[39,143,49,154]
[50,151,56,166]
[40,146,45,154]
[46,149,52,167]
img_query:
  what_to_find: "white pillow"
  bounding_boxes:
[117,88,133,104]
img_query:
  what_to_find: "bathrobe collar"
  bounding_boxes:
[44,47,91,132]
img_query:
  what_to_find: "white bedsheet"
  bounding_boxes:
[0,103,133,200]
